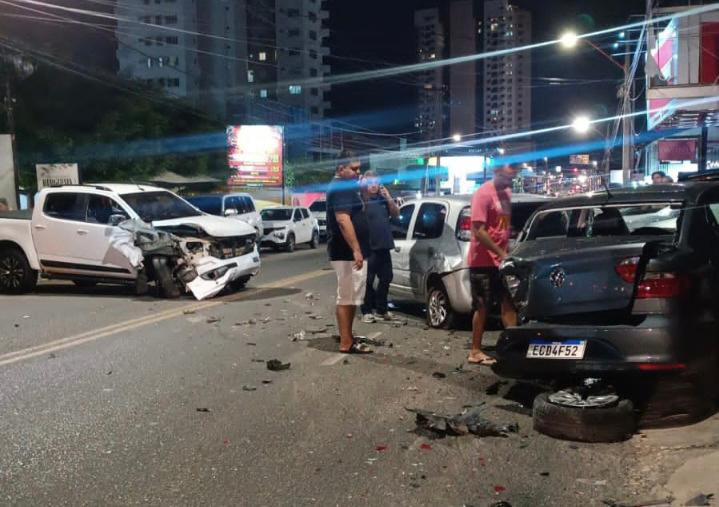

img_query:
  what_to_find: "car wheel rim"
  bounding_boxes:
[428,289,447,326]
[0,256,23,290]
[548,389,619,408]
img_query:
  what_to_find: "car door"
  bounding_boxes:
[83,194,134,275]
[300,208,314,240]
[291,208,306,242]
[389,203,416,296]
[33,192,91,268]
[409,202,448,298]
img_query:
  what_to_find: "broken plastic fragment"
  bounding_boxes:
[196,408,210,413]
[266,359,291,371]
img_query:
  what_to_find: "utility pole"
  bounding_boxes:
[621,46,635,185]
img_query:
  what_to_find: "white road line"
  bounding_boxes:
[0,268,332,368]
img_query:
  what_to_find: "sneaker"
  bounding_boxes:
[361,313,376,323]
[374,311,396,321]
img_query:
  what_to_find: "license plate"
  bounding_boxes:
[526,340,586,360]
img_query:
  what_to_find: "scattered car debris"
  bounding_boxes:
[246,342,257,346]
[307,327,329,334]
[308,314,325,320]
[602,497,674,507]
[419,443,432,450]
[490,502,512,507]
[206,317,221,324]
[576,479,608,486]
[432,372,447,379]
[242,385,257,392]
[182,309,196,315]
[406,404,519,438]
[494,485,507,494]
[375,445,388,452]
[357,336,387,347]
[685,494,714,506]
[251,359,265,363]
[291,331,306,342]
[266,359,291,371]
[261,380,273,385]
[196,408,211,413]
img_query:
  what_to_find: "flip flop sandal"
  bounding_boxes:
[340,343,373,354]
[468,356,497,366]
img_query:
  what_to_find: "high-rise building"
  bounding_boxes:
[115,0,331,122]
[482,0,531,137]
[448,0,477,140]
[414,8,445,143]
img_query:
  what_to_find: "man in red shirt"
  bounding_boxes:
[467,163,519,365]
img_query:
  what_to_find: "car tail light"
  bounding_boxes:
[616,256,690,299]
[456,209,472,241]
[638,363,687,371]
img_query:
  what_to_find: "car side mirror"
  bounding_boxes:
[108,214,127,226]
[224,208,238,216]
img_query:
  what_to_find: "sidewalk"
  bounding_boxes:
[631,413,719,506]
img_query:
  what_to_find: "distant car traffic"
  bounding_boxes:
[186,193,263,239]
[494,183,719,391]
[308,199,327,240]
[260,206,320,252]
[388,193,552,328]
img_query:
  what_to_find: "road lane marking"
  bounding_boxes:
[0,268,332,368]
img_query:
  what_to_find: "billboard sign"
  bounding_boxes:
[227,125,283,187]
[36,163,80,190]
[569,154,590,165]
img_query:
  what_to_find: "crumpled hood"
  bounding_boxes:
[153,214,255,238]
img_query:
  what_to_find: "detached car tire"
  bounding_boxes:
[0,247,37,294]
[533,393,636,443]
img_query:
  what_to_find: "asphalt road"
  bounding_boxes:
[0,247,652,506]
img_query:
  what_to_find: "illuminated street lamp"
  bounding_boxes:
[559,31,579,48]
[497,147,506,155]
[452,133,462,142]
[571,115,591,135]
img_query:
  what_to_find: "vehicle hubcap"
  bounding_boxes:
[548,389,619,408]
[0,256,23,289]
[428,289,447,326]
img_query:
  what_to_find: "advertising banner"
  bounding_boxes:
[36,163,80,190]
[227,125,284,187]
[569,154,590,166]
[0,134,16,210]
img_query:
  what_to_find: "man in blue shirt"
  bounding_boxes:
[326,151,372,354]
[359,171,400,322]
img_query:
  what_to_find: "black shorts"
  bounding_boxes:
[470,267,506,312]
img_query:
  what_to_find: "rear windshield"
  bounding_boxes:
[526,203,680,241]
[261,208,293,221]
[309,201,326,212]
[187,196,222,216]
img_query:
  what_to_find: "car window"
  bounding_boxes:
[123,191,202,222]
[293,209,302,221]
[86,195,128,225]
[391,204,414,240]
[187,196,222,216]
[261,208,292,221]
[309,200,326,212]
[412,203,446,240]
[300,208,310,219]
[709,203,719,224]
[43,193,87,221]
[226,196,243,213]
[527,210,570,240]
[244,196,255,213]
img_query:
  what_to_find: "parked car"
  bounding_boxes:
[388,193,552,328]
[308,199,327,240]
[260,206,319,252]
[0,184,261,295]
[493,183,719,422]
[186,193,263,238]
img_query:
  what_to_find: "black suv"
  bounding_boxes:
[494,183,719,383]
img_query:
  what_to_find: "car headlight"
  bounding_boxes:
[200,263,237,281]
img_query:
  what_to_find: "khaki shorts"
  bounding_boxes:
[331,260,367,306]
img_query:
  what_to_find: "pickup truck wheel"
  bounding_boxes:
[309,231,319,249]
[426,282,457,329]
[284,233,296,253]
[533,392,636,443]
[230,275,251,291]
[0,247,37,294]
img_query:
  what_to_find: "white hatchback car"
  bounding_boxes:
[186,193,263,239]
[260,206,320,252]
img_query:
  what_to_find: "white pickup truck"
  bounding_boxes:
[0,184,261,296]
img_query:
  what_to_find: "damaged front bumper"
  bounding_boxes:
[184,247,261,300]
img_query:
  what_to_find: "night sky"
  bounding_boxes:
[328,0,649,146]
